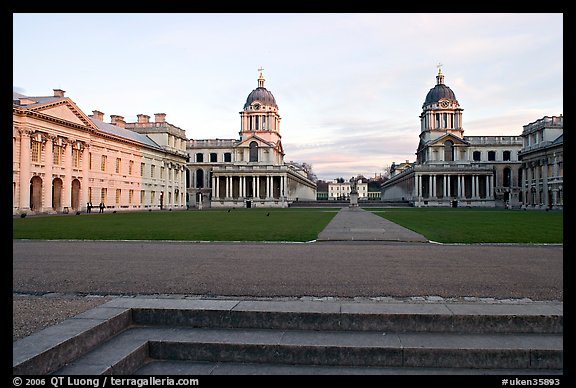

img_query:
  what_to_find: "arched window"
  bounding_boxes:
[249,141,258,162]
[444,140,454,161]
[196,169,204,188]
[488,151,496,161]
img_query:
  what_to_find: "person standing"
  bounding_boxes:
[87,201,92,213]
[99,202,105,213]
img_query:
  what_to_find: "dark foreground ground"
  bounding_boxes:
[13,240,562,340]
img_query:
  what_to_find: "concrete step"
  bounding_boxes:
[14,297,563,375]
[51,326,563,374]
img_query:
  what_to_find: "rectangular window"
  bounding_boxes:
[151,165,155,178]
[141,162,145,177]
[129,160,134,175]
[151,191,156,205]
[210,153,217,162]
[101,188,107,204]
[196,153,204,162]
[140,190,145,205]
[116,158,121,173]
[503,151,511,161]
[72,148,80,168]
[89,152,93,170]
[101,155,107,171]
[488,151,496,161]
[116,189,121,204]
[224,153,232,162]
[129,189,133,204]
[88,187,92,203]
[53,145,62,165]
[31,141,41,163]
[161,167,165,179]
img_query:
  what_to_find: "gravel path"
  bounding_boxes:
[13,294,111,341]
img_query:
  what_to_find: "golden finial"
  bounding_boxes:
[436,62,443,75]
[258,66,264,79]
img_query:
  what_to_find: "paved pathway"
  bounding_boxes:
[317,207,428,242]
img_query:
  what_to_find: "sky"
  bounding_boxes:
[13,13,563,181]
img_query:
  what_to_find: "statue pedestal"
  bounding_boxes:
[349,192,359,208]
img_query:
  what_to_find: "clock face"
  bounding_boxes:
[253,103,261,110]
[440,101,449,108]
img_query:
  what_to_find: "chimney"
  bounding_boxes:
[137,114,150,124]
[53,89,65,97]
[154,113,166,123]
[91,110,104,121]
[110,115,126,128]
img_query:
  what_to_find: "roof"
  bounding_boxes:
[89,118,161,149]
[243,87,278,109]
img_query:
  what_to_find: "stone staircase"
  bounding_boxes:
[13,297,563,375]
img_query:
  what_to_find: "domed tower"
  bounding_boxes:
[239,68,282,147]
[418,65,464,145]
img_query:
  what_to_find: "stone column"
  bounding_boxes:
[446,175,451,198]
[428,175,432,198]
[215,175,220,199]
[82,144,90,210]
[241,176,246,198]
[62,140,73,210]
[431,175,436,198]
[267,176,272,199]
[542,159,549,208]
[43,136,54,212]
[255,176,260,199]
[534,163,541,206]
[18,129,32,212]
[211,175,216,198]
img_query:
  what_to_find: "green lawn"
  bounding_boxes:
[369,208,563,244]
[12,208,339,242]
[13,207,563,244]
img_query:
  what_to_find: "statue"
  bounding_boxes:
[349,176,358,194]
[349,177,359,207]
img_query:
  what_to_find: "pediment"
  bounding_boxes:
[29,99,97,130]
[429,133,469,147]
[237,134,275,148]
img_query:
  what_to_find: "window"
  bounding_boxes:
[101,188,107,204]
[503,168,512,188]
[503,151,511,161]
[151,165,155,178]
[101,155,107,171]
[31,140,41,163]
[89,153,93,170]
[160,166,165,179]
[196,169,204,188]
[196,153,203,162]
[116,158,121,173]
[141,162,145,177]
[444,140,454,162]
[224,153,232,162]
[116,189,121,204]
[72,149,80,168]
[488,151,496,161]
[210,153,217,162]
[140,190,145,205]
[473,151,481,161]
[53,145,62,165]
[249,141,258,162]
[129,160,134,175]
[129,190,133,204]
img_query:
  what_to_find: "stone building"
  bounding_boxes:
[328,180,368,200]
[186,70,317,208]
[381,67,524,208]
[13,89,187,215]
[518,115,563,209]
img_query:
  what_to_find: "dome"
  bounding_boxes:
[244,87,277,109]
[423,84,457,106]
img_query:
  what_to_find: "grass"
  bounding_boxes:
[13,207,563,244]
[12,208,338,242]
[368,208,563,244]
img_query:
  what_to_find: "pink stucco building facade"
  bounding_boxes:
[13,89,187,215]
